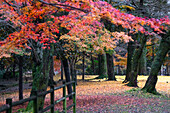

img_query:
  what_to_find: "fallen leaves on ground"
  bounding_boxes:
[0,75,169,113]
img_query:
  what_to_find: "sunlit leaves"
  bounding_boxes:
[0,0,169,57]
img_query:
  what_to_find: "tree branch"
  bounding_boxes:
[38,0,89,13]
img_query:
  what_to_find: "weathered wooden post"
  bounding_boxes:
[50,85,54,113]
[63,81,67,113]
[73,81,76,113]
[6,98,12,113]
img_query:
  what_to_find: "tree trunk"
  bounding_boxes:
[26,48,50,111]
[49,56,55,85]
[61,59,64,80]
[0,60,5,79]
[97,53,108,79]
[142,36,170,94]
[82,54,85,80]
[106,53,116,80]
[62,56,73,99]
[123,41,135,83]
[13,55,16,80]
[138,47,147,75]
[128,36,147,87]
[19,56,23,100]
[91,54,95,74]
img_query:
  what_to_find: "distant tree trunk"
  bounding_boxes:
[117,65,121,75]
[27,48,50,111]
[123,41,135,83]
[128,36,147,87]
[138,47,147,75]
[70,59,76,81]
[19,56,23,100]
[0,60,5,79]
[106,53,116,80]
[97,53,108,79]
[91,54,95,74]
[152,41,155,61]
[142,33,170,94]
[13,55,16,80]
[61,59,63,80]
[82,53,85,80]
[62,56,73,99]
[166,64,169,76]
[140,0,144,6]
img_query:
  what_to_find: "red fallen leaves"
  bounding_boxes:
[0,76,169,112]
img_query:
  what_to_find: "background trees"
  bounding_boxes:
[0,0,169,111]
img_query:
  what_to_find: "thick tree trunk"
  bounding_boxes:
[106,53,116,80]
[123,41,135,83]
[142,36,170,94]
[138,47,147,75]
[62,56,73,99]
[19,56,23,100]
[128,36,147,87]
[27,48,50,111]
[97,53,108,79]
[49,56,55,85]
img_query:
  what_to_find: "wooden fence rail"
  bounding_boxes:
[0,81,76,113]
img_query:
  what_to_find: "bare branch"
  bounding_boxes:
[38,0,89,13]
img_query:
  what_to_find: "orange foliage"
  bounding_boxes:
[0,0,169,56]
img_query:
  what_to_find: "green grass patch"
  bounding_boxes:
[124,88,169,99]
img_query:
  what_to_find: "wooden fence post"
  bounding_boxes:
[33,91,38,113]
[6,98,12,113]
[73,81,76,113]
[50,85,54,113]
[63,81,67,113]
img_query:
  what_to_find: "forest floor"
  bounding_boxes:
[0,75,169,113]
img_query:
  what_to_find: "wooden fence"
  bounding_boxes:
[0,81,76,113]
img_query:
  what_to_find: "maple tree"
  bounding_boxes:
[0,0,170,110]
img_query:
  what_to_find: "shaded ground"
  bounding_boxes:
[0,75,169,113]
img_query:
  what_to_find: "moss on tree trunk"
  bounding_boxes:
[97,53,108,79]
[138,46,147,75]
[128,36,147,87]
[142,34,170,94]
[26,48,50,111]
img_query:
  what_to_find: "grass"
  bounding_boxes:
[124,88,169,99]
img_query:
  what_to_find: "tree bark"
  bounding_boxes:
[19,56,23,100]
[97,53,108,79]
[49,56,55,85]
[123,41,135,83]
[27,48,50,111]
[91,54,95,75]
[61,59,64,80]
[82,53,85,80]
[138,47,147,75]
[142,34,170,94]
[61,56,73,99]
[106,53,116,80]
[13,55,16,80]
[128,36,147,87]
